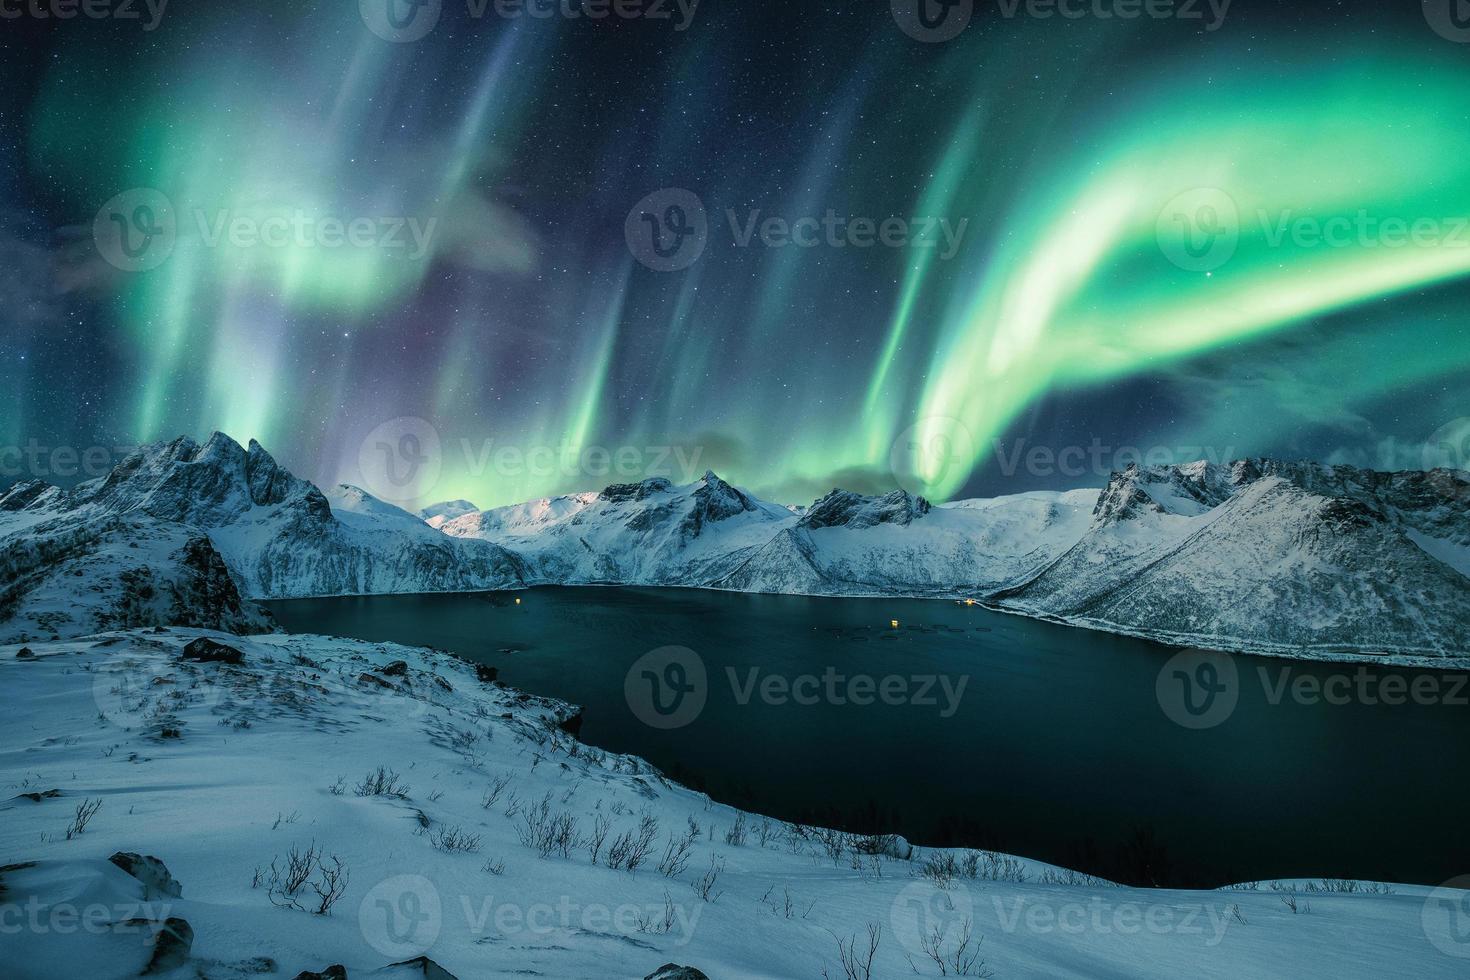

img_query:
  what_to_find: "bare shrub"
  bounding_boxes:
[921,852,960,890]
[813,827,849,866]
[482,773,512,810]
[515,792,578,859]
[657,825,699,878]
[607,812,660,872]
[724,813,748,847]
[1036,867,1115,888]
[917,916,992,977]
[585,813,612,865]
[634,890,677,934]
[693,855,725,902]
[354,766,410,799]
[429,825,483,854]
[265,842,349,914]
[966,849,1026,883]
[829,922,881,980]
[851,833,899,857]
[309,854,350,915]
[65,798,103,840]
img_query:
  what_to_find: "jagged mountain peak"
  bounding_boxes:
[598,477,675,503]
[800,488,931,530]
[68,432,322,527]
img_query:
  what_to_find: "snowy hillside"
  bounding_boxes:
[0,435,526,639]
[0,486,269,645]
[717,488,1098,597]
[420,499,479,529]
[3,630,1461,979]
[440,472,796,586]
[998,462,1470,660]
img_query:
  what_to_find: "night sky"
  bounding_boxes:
[1,0,1468,508]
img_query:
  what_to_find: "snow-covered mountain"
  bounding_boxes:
[0,434,526,640]
[440,471,795,585]
[3,434,1465,662]
[717,487,1097,596]
[0,483,268,644]
[996,461,1470,659]
[420,498,479,528]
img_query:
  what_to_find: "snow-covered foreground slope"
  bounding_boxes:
[998,462,1470,661]
[3,632,1464,980]
[0,435,525,639]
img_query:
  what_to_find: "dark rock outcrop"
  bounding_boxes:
[180,636,245,664]
[109,852,183,899]
[646,966,711,980]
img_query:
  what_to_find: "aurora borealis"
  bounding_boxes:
[1,0,1468,508]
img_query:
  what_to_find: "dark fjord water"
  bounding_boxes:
[266,587,1469,888]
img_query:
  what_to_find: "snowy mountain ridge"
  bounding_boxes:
[1,435,1466,661]
[0,434,525,642]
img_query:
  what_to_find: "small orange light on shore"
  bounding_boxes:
[515,597,522,605]
[964,598,976,606]
[890,619,899,629]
